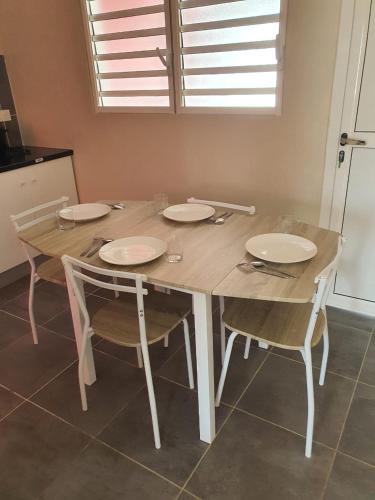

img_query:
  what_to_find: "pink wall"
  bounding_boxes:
[0,0,341,223]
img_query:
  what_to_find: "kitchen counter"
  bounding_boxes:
[0,146,73,173]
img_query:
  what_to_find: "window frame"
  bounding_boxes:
[80,0,288,115]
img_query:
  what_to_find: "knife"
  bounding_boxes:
[86,239,105,258]
[80,238,101,257]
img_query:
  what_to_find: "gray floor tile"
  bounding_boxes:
[0,402,89,500]
[0,310,34,350]
[41,440,179,500]
[2,281,70,325]
[95,322,186,370]
[359,334,375,386]
[179,491,201,500]
[157,336,198,388]
[273,321,370,380]
[339,383,375,465]
[322,323,371,378]
[327,306,375,333]
[32,350,145,436]
[237,354,355,448]
[0,276,33,306]
[187,409,334,500]
[1,274,374,498]
[99,376,230,485]
[44,294,110,344]
[324,453,375,500]
[0,327,76,397]
[159,334,267,405]
[0,386,22,420]
[89,288,118,300]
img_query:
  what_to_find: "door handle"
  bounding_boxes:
[340,132,366,146]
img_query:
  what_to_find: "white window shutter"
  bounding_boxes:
[172,0,287,113]
[81,0,175,112]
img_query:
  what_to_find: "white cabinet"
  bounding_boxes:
[31,157,78,206]
[0,155,78,273]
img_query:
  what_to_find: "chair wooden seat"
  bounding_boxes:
[223,298,326,350]
[37,257,66,286]
[92,292,191,347]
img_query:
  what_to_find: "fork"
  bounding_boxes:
[236,262,290,279]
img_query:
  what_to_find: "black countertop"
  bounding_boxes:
[0,146,73,173]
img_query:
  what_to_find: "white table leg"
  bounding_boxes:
[66,272,96,385]
[193,292,215,443]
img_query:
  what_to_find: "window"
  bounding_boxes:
[81,0,287,113]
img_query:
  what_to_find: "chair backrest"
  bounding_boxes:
[62,255,149,344]
[10,196,69,232]
[187,197,256,215]
[304,235,345,347]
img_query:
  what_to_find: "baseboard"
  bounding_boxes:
[327,292,375,317]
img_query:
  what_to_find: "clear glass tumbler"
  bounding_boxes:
[56,207,75,231]
[165,234,183,263]
[153,193,168,215]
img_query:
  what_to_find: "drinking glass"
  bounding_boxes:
[56,207,75,230]
[165,234,183,263]
[153,193,168,215]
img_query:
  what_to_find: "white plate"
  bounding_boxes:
[163,203,215,222]
[245,233,317,263]
[60,203,111,222]
[99,236,167,266]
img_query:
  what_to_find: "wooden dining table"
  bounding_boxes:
[18,200,340,444]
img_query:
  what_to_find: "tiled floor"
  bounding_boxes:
[0,277,375,499]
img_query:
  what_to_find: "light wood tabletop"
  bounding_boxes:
[18,201,340,302]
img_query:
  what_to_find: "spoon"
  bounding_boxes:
[251,261,296,278]
[214,212,233,225]
[205,212,228,224]
[107,202,125,209]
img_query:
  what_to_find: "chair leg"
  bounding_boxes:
[28,272,38,345]
[78,334,89,412]
[141,342,161,449]
[136,346,143,368]
[164,335,169,348]
[303,346,315,458]
[112,276,119,299]
[215,331,239,407]
[219,296,226,365]
[183,318,194,389]
[319,323,329,386]
[244,337,251,359]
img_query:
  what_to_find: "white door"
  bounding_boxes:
[328,0,375,314]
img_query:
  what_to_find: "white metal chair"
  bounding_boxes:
[215,236,344,458]
[10,197,70,344]
[62,255,194,449]
[187,196,257,363]
[11,198,148,367]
